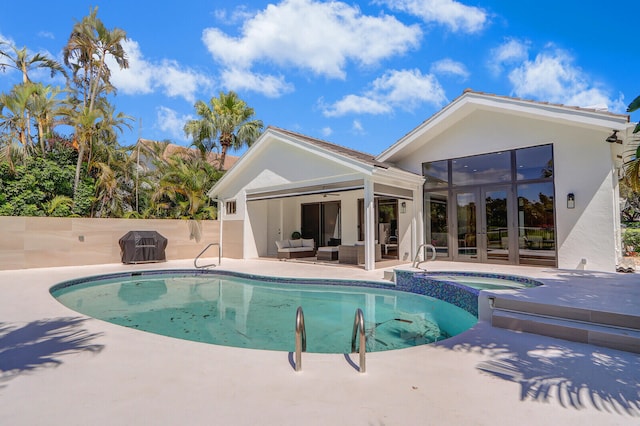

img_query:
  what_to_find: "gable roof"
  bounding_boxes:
[208,126,421,199]
[268,126,391,169]
[377,89,631,162]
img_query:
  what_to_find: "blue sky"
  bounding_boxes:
[1,0,638,156]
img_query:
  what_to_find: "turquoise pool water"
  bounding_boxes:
[51,271,477,353]
[423,274,540,290]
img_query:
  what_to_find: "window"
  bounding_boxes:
[226,200,237,215]
[516,145,553,180]
[422,144,555,266]
[451,151,511,185]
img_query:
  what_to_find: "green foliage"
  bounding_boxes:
[0,12,252,220]
[622,228,640,254]
[0,154,75,216]
[72,178,96,217]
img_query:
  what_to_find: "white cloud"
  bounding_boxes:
[352,120,365,134]
[156,106,193,142]
[220,68,293,98]
[203,0,422,85]
[430,58,469,80]
[214,6,256,25]
[322,68,446,117]
[321,127,333,137]
[322,94,392,117]
[507,47,620,111]
[377,0,488,33]
[37,31,55,40]
[108,39,213,103]
[488,38,530,75]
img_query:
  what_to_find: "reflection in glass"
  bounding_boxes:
[425,192,448,256]
[517,182,555,266]
[452,151,511,185]
[485,190,508,261]
[516,144,553,180]
[457,192,477,257]
[423,160,448,188]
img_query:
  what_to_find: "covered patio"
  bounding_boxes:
[209,127,424,270]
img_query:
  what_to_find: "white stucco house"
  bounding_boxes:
[208,90,634,272]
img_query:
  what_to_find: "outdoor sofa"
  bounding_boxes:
[276,238,316,259]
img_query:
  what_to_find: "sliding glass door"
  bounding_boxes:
[301,201,341,247]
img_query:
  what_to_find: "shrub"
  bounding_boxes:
[622,228,640,255]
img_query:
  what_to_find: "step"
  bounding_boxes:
[491,297,640,330]
[492,310,640,354]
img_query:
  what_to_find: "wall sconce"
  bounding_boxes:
[567,193,575,209]
[400,201,407,214]
[605,130,622,144]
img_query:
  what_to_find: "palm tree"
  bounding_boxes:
[146,145,220,219]
[26,83,66,153]
[0,83,37,151]
[63,7,129,193]
[184,103,218,160]
[623,96,640,190]
[0,41,67,84]
[185,91,263,170]
[1,42,67,154]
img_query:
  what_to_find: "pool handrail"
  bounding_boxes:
[351,308,366,373]
[412,243,437,269]
[295,306,306,372]
[194,243,221,268]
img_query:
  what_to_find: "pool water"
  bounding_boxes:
[425,274,539,290]
[52,271,477,353]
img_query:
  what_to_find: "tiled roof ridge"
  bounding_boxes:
[461,88,630,120]
[267,125,390,168]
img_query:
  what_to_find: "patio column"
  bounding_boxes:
[364,179,375,270]
[413,184,423,261]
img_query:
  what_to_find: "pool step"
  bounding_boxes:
[491,299,640,354]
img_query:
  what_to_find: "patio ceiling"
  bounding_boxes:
[246,179,414,201]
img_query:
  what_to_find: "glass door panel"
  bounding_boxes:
[483,188,509,262]
[517,182,556,266]
[425,192,449,257]
[456,192,477,259]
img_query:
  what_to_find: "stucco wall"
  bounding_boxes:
[0,216,243,271]
[391,109,620,271]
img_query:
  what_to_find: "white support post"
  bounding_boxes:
[364,179,375,270]
[218,200,224,259]
[413,185,424,261]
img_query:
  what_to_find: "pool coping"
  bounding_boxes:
[2,258,639,425]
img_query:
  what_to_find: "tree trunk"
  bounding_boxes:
[73,144,85,196]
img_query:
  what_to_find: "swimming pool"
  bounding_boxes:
[393,270,543,317]
[51,270,477,353]
[419,271,542,290]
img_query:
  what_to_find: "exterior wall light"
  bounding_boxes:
[606,130,622,144]
[400,201,407,214]
[567,193,575,209]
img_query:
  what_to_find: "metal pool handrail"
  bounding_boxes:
[295,306,306,372]
[351,308,366,373]
[412,243,437,269]
[194,243,221,268]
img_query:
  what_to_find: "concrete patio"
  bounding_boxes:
[1,259,638,425]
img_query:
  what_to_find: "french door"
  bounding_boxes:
[453,185,513,263]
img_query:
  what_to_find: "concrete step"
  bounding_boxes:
[492,309,640,354]
[491,297,640,330]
